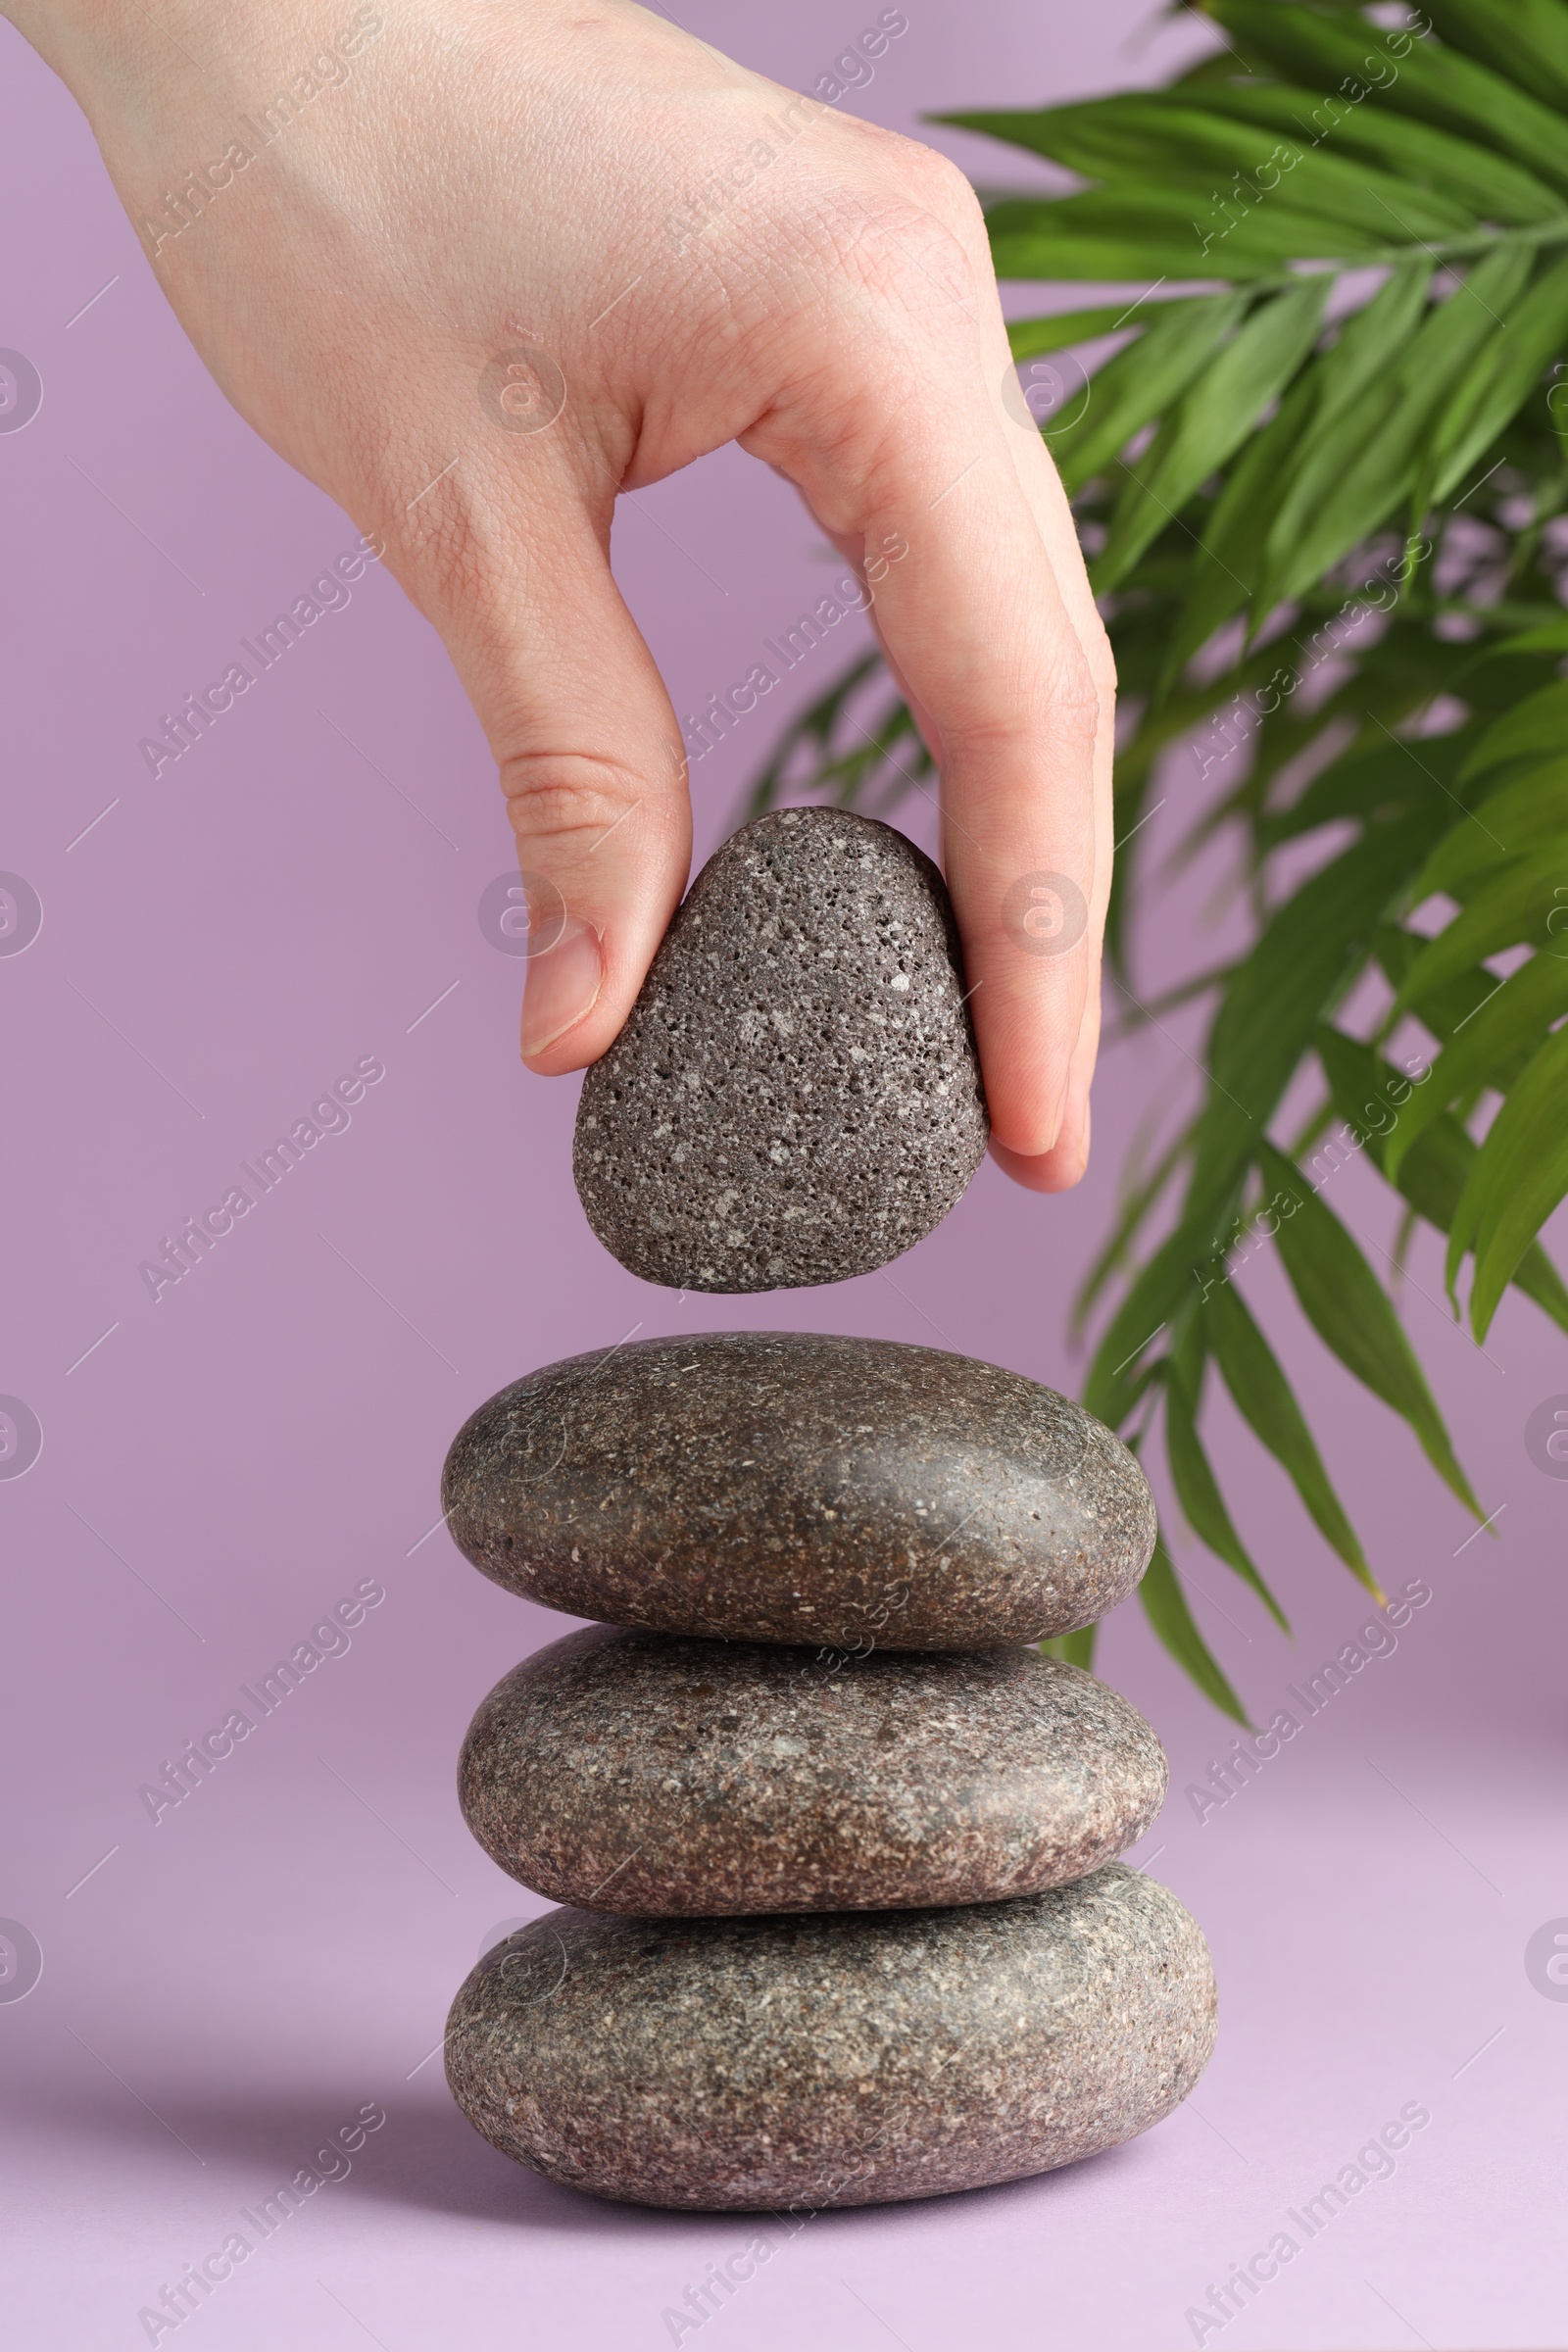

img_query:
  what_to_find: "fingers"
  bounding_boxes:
[744,187,1106,1164]
[990,978,1101,1193]
[986,326,1116,1186]
[406,475,693,1075]
[894,487,1102,1166]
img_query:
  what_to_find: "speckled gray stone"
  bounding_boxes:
[459,1630,1167,1915]
[441,1331,1155,1648]
[572,808,988,1292]
[445,1864,1215,2210]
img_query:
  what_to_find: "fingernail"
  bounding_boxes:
[521,915,603,1058]
[1058,1094,1090,1182]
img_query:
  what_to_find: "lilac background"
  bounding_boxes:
[3,3,1566,2346]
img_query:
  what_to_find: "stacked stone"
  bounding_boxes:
[439,811,1215,2212]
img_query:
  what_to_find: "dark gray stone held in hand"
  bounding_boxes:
[460,1629,1167,1915]
[572,808,988,1292]
[445,1864,1216,2211]
[441,1330,1156,1648]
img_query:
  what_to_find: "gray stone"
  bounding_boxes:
[441,1330,1156,1648]
[572,808,988,1291]
[444,1864,1216,2210]
[459,1629,1167,1915]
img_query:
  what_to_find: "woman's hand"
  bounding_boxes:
[8,0,1114,1189]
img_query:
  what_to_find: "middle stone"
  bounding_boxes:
[459,1628,1167,1915]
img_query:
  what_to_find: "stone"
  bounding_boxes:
[445,1864,1216,2210]
[572,808,988,1291]
[459,1629,1167,1915]
[441,1330,1156,1648]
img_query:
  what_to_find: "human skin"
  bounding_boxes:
[6,0,1114,1190]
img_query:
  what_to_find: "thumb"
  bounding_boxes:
[445,501,693,1073]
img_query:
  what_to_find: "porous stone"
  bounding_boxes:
[459,1629,1167,1914]
[445,1864,1216,2210]
[441,1330,1156,1648]
[572,808,988,1291]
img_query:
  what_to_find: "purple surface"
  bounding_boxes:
[3,3,1565,2346]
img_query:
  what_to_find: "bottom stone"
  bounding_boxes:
[444,1864,1216,2211]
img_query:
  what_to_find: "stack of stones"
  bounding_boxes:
[440,809,1215,2213]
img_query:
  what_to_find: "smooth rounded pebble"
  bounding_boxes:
[572,808,988,1291]
[441,1330,1156,1648]
[445,1864,1216,2210]
[459,1629,1167,1914]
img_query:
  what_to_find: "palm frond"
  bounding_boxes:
[748,1,1568,1708]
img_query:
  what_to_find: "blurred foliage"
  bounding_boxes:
[750,0,1568,1715]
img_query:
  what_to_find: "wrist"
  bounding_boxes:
[0,0,387,147]
[3,0,394,267]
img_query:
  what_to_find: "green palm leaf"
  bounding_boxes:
[1139,1534,1250,1725]
[751,1,1568,1712]
[1255,1143,1483,1515]
[1416,757,1568,896]
[1006,306,1144,361]
[1420,0,1568,108]
[1163,1356,1291,1632]
[1384,956,1568,1177]
[1395,856,1568,1012]
[1050,294,1250,491]
[1459,679,1568,782]
[1315,1025,1568,1336]
[1097,278,1329,590]
[1191,806,1447,1230]
[1040,1627,1097,1670]
[1189,78,1565,221]
[1446,1025,1568,1336]
[1208,0,1568,190]
[1258,243,1536,609]
[1431,252,1568,498]
[1204,1278,1379,1597]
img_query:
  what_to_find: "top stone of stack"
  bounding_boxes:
[441,1331,1156,1649]
[573,808,988,1291]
